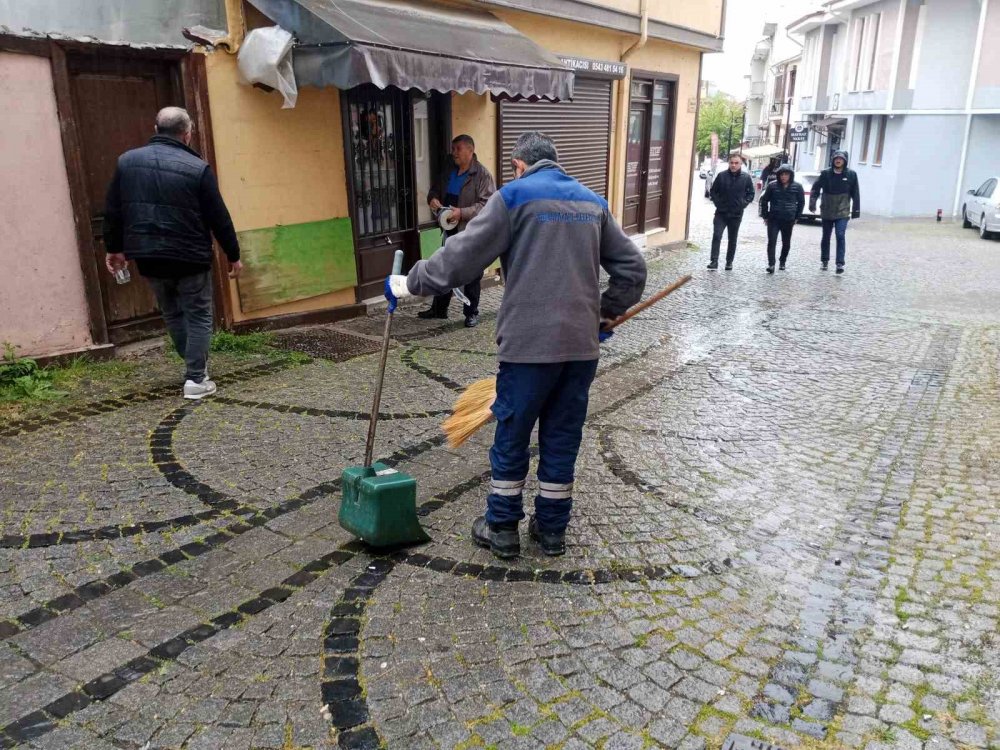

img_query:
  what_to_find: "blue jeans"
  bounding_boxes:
[486,360,598,533]
[820,218,849,266]
[146,271,214,383]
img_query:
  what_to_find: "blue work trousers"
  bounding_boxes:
[485,360,598,533]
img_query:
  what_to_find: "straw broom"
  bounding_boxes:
[441,274,692,447]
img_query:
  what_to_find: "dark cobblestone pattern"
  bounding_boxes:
[0,403,450,635]
[0,542,363,746]
[2,210,1000,748]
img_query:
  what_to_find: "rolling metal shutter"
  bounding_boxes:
[499,77,613,197]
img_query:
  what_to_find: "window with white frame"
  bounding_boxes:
[908,2,926,90]
[803,32,821,99]
[858,116,872,163]
[850,17,866,91]
[851,13,882,91]
[873,115,887,165]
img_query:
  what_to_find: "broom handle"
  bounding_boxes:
[364,250,404,468]
[606,274,692,330]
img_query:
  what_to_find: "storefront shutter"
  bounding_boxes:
[499,77,613,197]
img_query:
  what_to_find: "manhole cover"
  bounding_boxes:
[273,329,382,362]
[721,734,788,750]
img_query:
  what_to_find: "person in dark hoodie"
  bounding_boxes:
[759,163,805,273]
[809,150,861,274]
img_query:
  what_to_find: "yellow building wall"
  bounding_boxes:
[204,51,355,322]
[494,9,702,244]
[490,0,722,44]
[647,0,723,38]
[451,92,497,177]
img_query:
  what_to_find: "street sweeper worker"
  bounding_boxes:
[384,131,646,559]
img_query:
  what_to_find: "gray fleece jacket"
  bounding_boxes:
[406,160,646,363]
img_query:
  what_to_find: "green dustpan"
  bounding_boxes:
[338,250,431,548]
[339,462,430,547]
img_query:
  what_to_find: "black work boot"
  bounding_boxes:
[472,516,519,559]
[707,261,718,270]
[418,308,447,320]
[528,516,566,557]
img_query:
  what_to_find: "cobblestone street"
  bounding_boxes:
[2,194,999,750]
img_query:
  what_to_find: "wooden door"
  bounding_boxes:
[623,103,649,235]
[643,81,674,230]
[625,76,675,235]
[343,85,418,301]
[68,53,184,343]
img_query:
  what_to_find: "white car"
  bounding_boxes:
[961,176,1000,240]
[797,171,821,223]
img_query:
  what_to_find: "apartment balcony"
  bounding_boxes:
[752,40,771,61]
[747,81,765,100]
[768,100,786,118]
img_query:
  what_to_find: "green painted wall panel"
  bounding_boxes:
[237,218,358,312]
[419,227,443,260]
[418,226,501,273]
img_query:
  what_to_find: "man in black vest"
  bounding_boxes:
[104,107,242,400]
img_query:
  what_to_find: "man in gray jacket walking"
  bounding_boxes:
[386,132,646,558]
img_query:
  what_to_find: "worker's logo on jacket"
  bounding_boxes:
[536,211,602,224]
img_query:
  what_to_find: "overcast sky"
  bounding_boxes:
[703,0,809,98]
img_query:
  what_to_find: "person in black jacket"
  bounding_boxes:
[104,107,242,400]
[708,154,756,270]
[759,164,805,273]
[809,150,861,274]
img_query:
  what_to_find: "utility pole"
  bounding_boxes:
[739,100,747,157]
[782,96,792,156]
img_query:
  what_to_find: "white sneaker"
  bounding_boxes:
[183,379,217,400]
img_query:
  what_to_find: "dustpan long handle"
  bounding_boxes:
[364,250,404,468]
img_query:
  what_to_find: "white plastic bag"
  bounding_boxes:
[237,26,297,109]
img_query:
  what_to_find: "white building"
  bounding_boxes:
[744,16,803,165]
[790,0,999,217]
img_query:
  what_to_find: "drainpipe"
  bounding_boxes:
[218,0,246,53]
[623,0,650,60]
[611,0,649,219]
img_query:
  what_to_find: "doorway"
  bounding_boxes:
[342,85,416,301]
[342,85,452,300]
[623,75,676,235]
[67,52,188,343]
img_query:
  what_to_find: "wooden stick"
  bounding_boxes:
[607,274,692,330]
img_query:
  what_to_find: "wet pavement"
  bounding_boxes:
[1,190,999,749]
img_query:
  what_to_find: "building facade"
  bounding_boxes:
[791,0,999,217]
[743,15,802,166]
[0,0,724,359]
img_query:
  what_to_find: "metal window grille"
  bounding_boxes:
[344,86,414,237]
